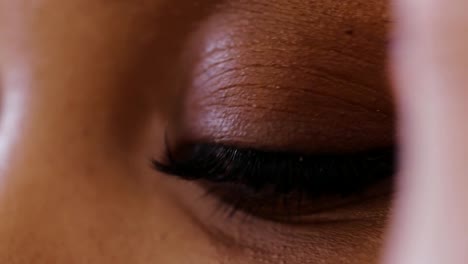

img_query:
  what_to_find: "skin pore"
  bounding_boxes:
[0,1,394,264]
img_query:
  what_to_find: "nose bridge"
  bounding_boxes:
[0,65,148,263]
[0,80,72,262]
[0,114,141,263]
[0,65,28,179]
[0,83,92,262]
[0,71,28,261]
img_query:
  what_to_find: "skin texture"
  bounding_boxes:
[0,1,395,263]
[177,1,394,152]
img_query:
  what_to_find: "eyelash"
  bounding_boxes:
[153,142,395,219]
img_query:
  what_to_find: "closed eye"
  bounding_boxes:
[153,141,394,220]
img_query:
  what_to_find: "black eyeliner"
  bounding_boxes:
[153,142,395,197]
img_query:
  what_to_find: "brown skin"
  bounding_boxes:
[0,1,392,263]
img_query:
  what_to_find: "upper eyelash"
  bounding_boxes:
[153,142,395,197]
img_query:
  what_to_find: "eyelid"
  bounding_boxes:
[154,142,395,197]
